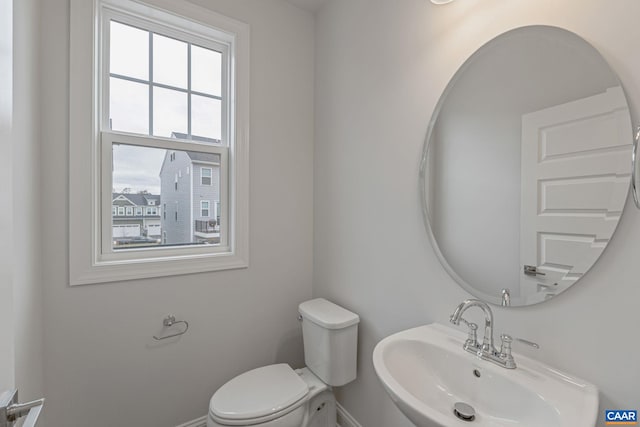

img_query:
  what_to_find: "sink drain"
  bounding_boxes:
[453,402,476,422]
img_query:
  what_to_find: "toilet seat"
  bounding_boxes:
[210,364,309,425]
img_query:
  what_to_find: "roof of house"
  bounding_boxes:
[112,193,160,206]
[158,133,222,176]
[185,151,220,163]
[171,132,221,144]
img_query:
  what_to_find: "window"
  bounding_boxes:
[201,200,210,217]
[135,207,142,216]
[112,206,117,216]
[201,167,212,185]
[69,0,249,285]
[125,207,133,216]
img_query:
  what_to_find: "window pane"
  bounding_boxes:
[110,77,149,134]
[110,21,149,80]
[112,144,163,248]
[191,45,222,96]
[153,87,187,138]
[191,95,222,141]
[111,144,221,249]
[153,34,187,89]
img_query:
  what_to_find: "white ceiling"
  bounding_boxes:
[284,0,329,13]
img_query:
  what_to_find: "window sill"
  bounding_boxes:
[70,249,248,286]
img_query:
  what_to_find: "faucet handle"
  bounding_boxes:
[500,334,513,356]
[500,334,540,356]
[499,334,516,368]
[458,318,479,350]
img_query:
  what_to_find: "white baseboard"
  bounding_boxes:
[176,404,361,427]
[337,402,362,427]
[175,415,207,427]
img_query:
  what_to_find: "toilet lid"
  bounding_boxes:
[210,364,309,420]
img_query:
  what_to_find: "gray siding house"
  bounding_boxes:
[159,142,221,245]
[112,193,162,243]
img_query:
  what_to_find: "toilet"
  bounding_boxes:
[207,298,360,427]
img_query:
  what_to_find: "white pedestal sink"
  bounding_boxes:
[372,323,598,427]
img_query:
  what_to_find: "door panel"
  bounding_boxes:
[520,86,631,303]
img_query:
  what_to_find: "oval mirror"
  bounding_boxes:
[421,26,633,307]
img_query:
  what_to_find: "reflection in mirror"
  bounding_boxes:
[421,26,632,307]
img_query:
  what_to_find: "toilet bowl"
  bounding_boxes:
[207,365,335,427]
[207,299,359,427]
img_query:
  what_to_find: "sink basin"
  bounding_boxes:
[372,323,598,427]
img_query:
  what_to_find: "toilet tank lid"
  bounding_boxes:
[298,298,360,330]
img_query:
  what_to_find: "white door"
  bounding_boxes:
[520,86,631,304]
[0,0,15,393]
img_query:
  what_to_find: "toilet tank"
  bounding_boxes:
[298,298,360,387]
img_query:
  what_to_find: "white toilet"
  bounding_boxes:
[207,298,360,427]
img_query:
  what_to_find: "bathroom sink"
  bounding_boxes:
[372,323,598,427]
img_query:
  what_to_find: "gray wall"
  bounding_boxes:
[314,1,640,426]
[13,0,44,406]
[0,0,13,391]
[0,0,43,401]
[40,0,315,426]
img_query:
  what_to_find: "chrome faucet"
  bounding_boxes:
[450,299,496,355]
[450,299,539,369]
[501,289,511,307]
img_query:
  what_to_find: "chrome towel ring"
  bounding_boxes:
[153,315,189,340]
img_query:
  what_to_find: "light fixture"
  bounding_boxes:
[431,0,455,4]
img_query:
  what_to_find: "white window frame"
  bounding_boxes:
[201,167,212,185]
[201,200,210,217]
[69,0,249,285]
